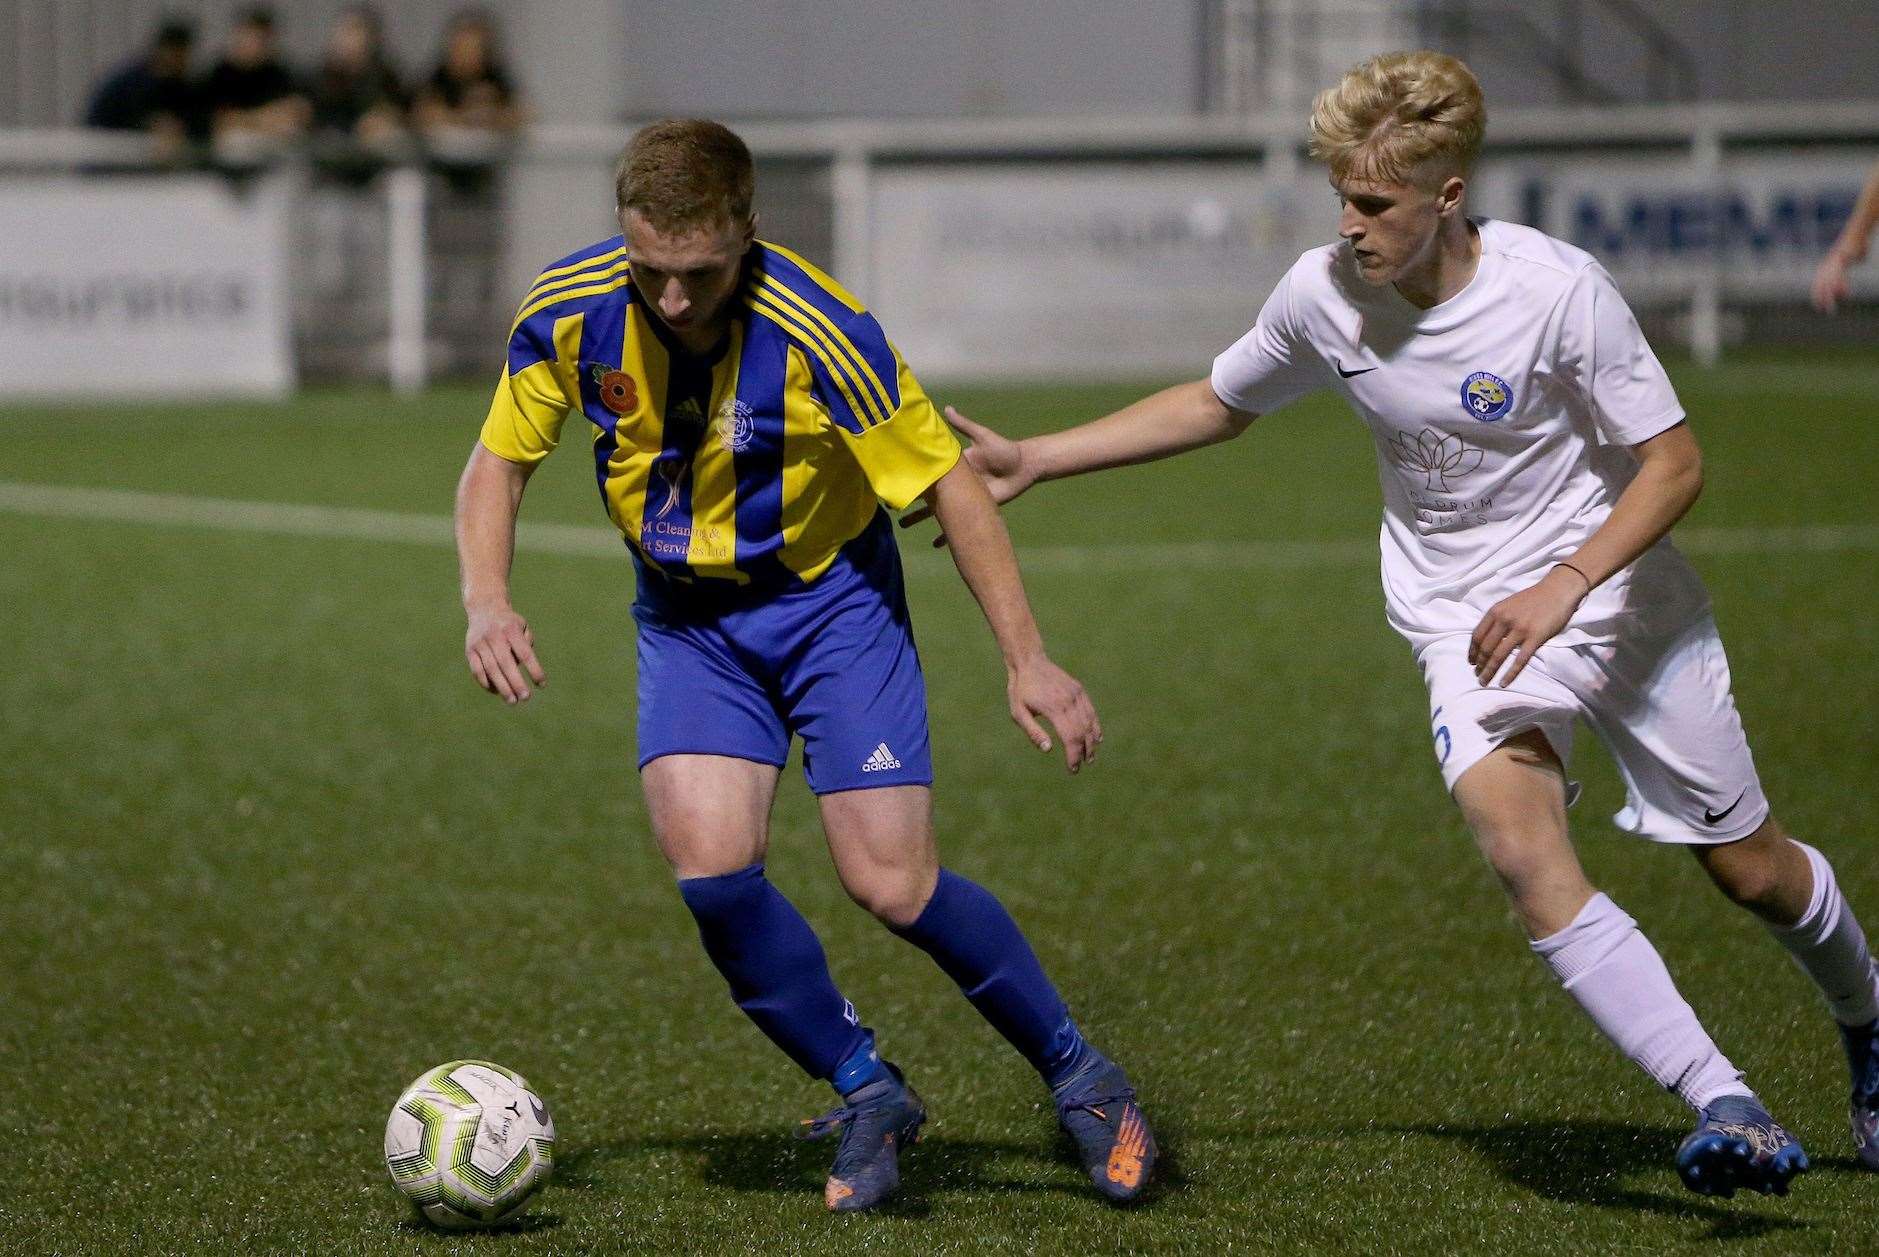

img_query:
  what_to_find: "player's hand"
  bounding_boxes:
[1468,565,1589,688]
[465,603,547,704]
[1007,653,1102,773]
[946,406,1034,504]
[899,406,1035,545]
[1811,247,1858,314]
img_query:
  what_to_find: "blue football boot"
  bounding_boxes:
[799,1063,926,1211]
[1675,1094,1809,1198]
[1842,1018,1879,1171]
[1052,1050,1155,1203]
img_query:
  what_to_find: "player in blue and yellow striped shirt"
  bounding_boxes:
[454,120,1155,1210]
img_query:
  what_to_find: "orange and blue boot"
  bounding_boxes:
[800,1063,926,1211]
[1052,1051,1155,1204]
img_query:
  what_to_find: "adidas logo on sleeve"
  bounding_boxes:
[860,743,902,773]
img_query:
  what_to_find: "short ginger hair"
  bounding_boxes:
[1309,51,1485,188]
[614,119,755,233]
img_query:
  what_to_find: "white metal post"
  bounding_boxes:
[831,146,872,300]
[1690,116,1724,367]
[386,166,428,395]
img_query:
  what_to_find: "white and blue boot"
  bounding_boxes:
[1676,1094,1809,1198]
[1842,1018,1879,1171]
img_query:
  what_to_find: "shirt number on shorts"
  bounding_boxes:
[1432,706,1452,765]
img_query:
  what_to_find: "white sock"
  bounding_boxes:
[1767,842,1879,1028]
[1532,893,1751,1111]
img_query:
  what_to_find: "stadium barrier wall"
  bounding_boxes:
[868,163,1311,379]
[0,174,296,397]
[0,101,1874,394]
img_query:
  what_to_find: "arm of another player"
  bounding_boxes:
[1470,423,1703,686]
[454,442,548,704]
[1812,159,1879,314]
[899,380,1256,538]
[921,460,1102,773]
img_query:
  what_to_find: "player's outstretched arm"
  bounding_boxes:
[921,460,1102,774]
[1813,159,1879,314]
[899,380,1255,537]
[455,442,547,705]
[1470,422,1704,687]
[1018,378,1257,483]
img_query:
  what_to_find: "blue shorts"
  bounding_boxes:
[632,512,934,795]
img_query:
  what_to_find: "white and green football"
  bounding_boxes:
[384,1060,556,1229]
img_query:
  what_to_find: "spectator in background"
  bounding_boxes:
[84,17,199,158]
[200,7,310,144]
[1812,160,1879,314]
[310,4,406,145]
[413,9,527,372]
[413,10,524,136]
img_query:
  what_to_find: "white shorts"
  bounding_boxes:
[1416,615,1769,845]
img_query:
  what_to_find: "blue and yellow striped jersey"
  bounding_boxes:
[480,237,961,587]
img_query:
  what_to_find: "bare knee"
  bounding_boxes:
[650,799,767,879]
[1470,819,1581,908]
[820,785,938,929]
[1453,735,1592,937]
[1694,817,1807,922]
[1701,847,1783,910]
[642,755,775,879]
[1474,823,1559,891]
[841,862,937,929]
[661,832,764,880]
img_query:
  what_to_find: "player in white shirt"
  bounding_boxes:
[905,51,1879,1197]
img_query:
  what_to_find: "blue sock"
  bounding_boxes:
[892,868,1090,1086]
[677,863,872,1083]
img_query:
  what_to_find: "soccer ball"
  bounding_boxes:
[383,1060,556,1229]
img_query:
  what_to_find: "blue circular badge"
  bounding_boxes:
[1461,371,1514,422]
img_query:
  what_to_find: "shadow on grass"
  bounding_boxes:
[1388,1119,1810,1243]
[556,1125,1184,1215]
[391,1212,563,1237]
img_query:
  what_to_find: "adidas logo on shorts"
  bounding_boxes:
[860,742,902,773]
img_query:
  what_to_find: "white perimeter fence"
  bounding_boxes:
[1,102,1876,398]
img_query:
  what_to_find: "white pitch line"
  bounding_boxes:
[0,480,623,559]
[1,480,1874,574]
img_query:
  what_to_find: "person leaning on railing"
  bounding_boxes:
[309,4,408,147]
[83,17,201,163]
[200,6,310,153]
[412,9,527,140]
[411,9,528,198]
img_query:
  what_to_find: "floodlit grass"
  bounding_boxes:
[1,354,1875,1253]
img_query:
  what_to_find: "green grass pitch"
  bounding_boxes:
[1,353,1874,1253]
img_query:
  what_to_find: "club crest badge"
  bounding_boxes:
[1461,370,1513,422]
[592,364,638,416]
[716,398,755,453]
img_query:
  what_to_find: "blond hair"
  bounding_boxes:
[615,119,755,233]
[1309,51,1485,187]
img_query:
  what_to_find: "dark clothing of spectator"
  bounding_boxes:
[422,62,515,115]
[85,58,196,131]
[311,60,404,135]
[201,57,301,117]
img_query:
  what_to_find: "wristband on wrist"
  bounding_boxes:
[1554,561,1593,596]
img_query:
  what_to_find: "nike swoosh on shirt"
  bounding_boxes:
[1335,362,1377,378]
[1704,789,1749,825]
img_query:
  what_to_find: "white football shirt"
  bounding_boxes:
[1211,217,1710,648]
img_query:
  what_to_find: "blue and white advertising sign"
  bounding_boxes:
[1473,153,1879,299]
